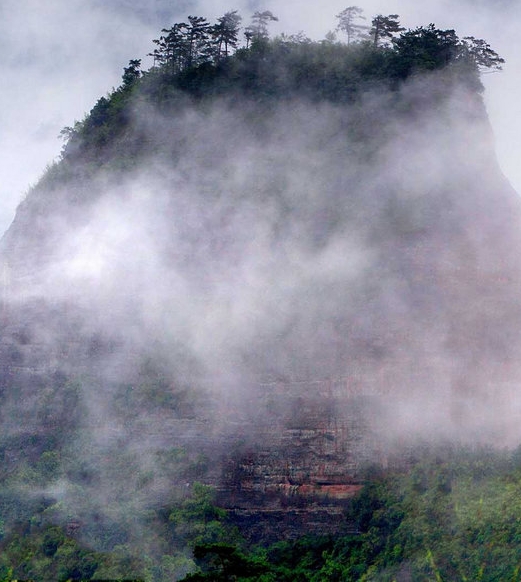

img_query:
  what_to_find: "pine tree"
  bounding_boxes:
[370,14,404,48]
[336,6,368,45]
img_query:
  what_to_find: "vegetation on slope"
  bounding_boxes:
[3,446,521,580]
[178,446,521,581]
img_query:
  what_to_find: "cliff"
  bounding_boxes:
[1,30,521,573]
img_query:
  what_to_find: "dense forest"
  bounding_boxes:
[1,6,519,582]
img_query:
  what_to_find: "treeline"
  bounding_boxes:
[141,7,504,78]
[55,6,504,167]
[148,10,274,72]
[54,13,503,173]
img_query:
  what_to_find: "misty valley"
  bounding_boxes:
[2,7,521,582]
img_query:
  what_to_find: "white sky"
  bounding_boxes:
[0,0,519,235]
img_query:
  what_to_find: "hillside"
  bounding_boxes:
[0,12,521,580]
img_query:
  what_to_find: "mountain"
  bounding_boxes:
[0,22,520,580]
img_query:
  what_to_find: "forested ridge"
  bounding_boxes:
[0,6,519,582]
[56,8,502,171]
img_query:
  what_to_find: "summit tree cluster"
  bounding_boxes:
[57,6,503,165]
[56,6,503,170]
[138,6,503,82]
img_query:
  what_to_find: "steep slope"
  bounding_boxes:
[3,62,521,429]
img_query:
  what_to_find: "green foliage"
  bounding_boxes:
[182,542,270,580]
[169,482,233,547]
[0,525,103,581]
[214,11,242,60]
[391,24,461,75]
[174,448,521,581]
[36,450,62,483]
[111,356,200,420]
[122,58,142,88]
[389,23,502,85]
[245,10,278,48]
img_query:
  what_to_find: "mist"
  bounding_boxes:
[5,66,521,449]
[2,2,521,576]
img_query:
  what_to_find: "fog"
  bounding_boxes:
[2,0,521,573]
[5,64,521,446]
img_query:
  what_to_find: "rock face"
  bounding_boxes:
[216,380,374,541]
[2,64,521,545]
[224,380,375,487]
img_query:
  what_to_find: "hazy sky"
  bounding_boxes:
[1,0,520,236]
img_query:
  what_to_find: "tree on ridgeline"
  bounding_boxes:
[150,14,240,70]
[390,24,505,80]
[244,10,278,47]
[185,16,212,68]
[391,24,462,77]
[121,59,142,88]
[336,6,368,45]
[244,27,254,49]
[149,22,189,72]
[212,11,242,60]
[370,14,404,47]
[276,31,312,46]
[461,36,505,71]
